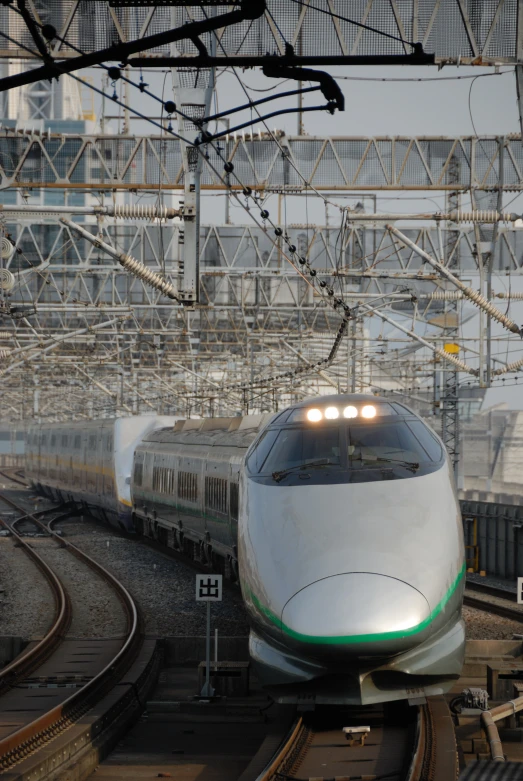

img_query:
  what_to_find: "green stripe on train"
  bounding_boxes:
[245,562,465,645]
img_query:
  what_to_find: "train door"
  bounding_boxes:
[229,461,241,550]
[102,428,114,507]
[204,459,229,548]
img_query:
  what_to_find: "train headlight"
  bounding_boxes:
[361,405,376,419]
[324,406,339,420]
[343,405,358,419]
[306,408,323,422]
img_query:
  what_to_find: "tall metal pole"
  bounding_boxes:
[441,154,461,479]
[171,7,216,305]
[205,600,211,696]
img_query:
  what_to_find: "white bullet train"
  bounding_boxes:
[24,394,465,706]
[240,394,465,705]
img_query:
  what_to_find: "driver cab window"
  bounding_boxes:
[256,427,340,475]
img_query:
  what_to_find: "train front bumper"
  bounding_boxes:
[249,611,465,706]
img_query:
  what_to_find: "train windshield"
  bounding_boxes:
[258,427,341,476]
[247,417,444,484]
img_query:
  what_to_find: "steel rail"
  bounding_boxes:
[0,494,141,771]
[0,470,28,487]
[0,498,71,695]
[465,580,517,603]
[464,591,523,622]
[251,705,431,781]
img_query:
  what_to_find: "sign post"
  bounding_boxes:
[518,577,523,605]
[196,574,223,697]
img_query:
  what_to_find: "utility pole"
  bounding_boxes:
[441,155,461,481]
[171,7,216,306]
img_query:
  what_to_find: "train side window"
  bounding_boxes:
[246,429,279,473]
[205,476,227,514]
[74,434,81,449]
[230,482,239,521]
[178,471,198,502]
[134,462,143,487]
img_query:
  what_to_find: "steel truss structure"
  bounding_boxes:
[1,217,523,420]
[1,133,522,192]
[0,0,519,66]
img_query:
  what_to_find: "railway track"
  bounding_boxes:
[0,469,28,488]
[464,580,523,623]
[0,492,142,772]
[248,697,457,781]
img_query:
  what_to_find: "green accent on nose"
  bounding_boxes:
[245,562,465,645]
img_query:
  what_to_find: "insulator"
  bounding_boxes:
[0,331,11,339]
[462,285,521,334]
[494,291,523,300]
[437,346,478,374]
[0,348,11,359]
[428,291,463,301]
[108,204,178,220]
[448,210,516,223]
[1,236,14,259]
[118,254,178,300]
[0,268,15,291]
[492,357,523,377]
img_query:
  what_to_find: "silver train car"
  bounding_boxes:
[241,394,465,705]
[131,414,272,575]
[25,416,174,531]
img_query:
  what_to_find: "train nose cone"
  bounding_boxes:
[281,573,431,658]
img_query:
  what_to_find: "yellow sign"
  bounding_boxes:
[443,343,460,354]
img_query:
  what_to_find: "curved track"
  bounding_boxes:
[0,492,142,772]
[0,499,71,695]
[252,697,457,781]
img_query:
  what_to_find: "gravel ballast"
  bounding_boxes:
[463,605,523,640]
[54,516,250,637]
[0,537,54,639]
[30,538,127,638]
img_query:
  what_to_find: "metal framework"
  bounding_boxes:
[0,1,519,65]
[1,217,523,420]
[1,133,521,192]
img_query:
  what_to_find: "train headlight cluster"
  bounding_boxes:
[306,404,376,422]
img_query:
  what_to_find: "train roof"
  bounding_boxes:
[294,393,384,408]
[140,412,275,449]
